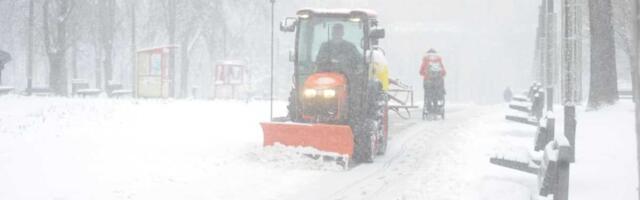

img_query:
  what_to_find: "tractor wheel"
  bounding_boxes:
[355,118,377,163]
[362,83,388,162]
[377,104,389,155]
[355,83,387,162]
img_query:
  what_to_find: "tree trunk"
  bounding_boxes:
[168,0,177,98]
[94,40,102,89]
[43,0,70,96]
[71,42,78,79]
[180,38,190,98]
[131,1,137,96]
[99,0,116,91]
[27,0,34,93]
[587,0,618,109]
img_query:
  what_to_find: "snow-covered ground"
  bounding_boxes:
[0,95,636,200]
[570,100,638,200]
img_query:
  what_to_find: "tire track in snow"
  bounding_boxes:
[285,105,479,200]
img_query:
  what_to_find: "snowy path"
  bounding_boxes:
[284,105,504,200]
[0,96,532,200]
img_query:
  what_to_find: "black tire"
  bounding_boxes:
[354,83,387,163]
[377,105,389,155]
[356,119,377,163]
[354,83,386,162]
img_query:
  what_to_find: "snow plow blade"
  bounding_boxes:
[260,122,354,158]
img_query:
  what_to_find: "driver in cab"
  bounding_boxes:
[315,23,363,74]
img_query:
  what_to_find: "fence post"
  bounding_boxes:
[555,145,572,200]
[564,105,577,162]
[547,87,554,112]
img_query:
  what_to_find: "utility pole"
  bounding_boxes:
[270,0,275,121]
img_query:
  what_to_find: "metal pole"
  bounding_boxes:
[270,0,275,121]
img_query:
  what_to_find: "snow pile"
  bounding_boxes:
[250,143,345,171]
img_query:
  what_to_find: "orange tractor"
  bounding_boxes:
[261,9,390,165]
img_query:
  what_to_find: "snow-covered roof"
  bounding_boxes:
[297,8,378,18]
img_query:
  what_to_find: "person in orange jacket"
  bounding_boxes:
[420,49,446,79]
[420,49,446,116]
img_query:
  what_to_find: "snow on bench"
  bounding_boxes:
[76,89,102,97]
[506,89,546,126]
[110,89,133,98]
[492,104,577,200]
[0,86,14,95]
[619,90,633,100]
[26,87,53,96]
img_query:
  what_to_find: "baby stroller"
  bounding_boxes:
[422,77,445,120]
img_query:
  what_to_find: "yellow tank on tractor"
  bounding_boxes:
[260,9,390,165]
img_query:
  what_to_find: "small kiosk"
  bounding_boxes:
[213,60,249,99]
[135,46,177,98]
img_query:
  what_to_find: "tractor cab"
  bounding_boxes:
[281,9,387,123]
[282,9,385,86]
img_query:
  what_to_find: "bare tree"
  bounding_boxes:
[588,0,619,109]
[98,0,116,91]
[162,0,177,97]
[42,0,74,95]
[175,0,199,98]
[613,0,639,88]
[130,0,137,95]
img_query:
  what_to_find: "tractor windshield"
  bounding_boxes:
[296,17,365,76]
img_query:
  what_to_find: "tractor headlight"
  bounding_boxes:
[322,89,336,99]
[303,89,317,98]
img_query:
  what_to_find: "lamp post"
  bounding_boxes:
[270,0,275,121]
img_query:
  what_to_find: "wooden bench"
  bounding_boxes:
[71,79,90,96]
[76,89,102,97]
[506,88,546,126]
[619,90,633,100]
[0,86,13,95]
[26,87,53,96]
[110,89,133,98]
[490,137,572,200]
[491,105,577,200]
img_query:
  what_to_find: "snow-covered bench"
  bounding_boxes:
[534,113,555,151]
[490,136,572,200]
[76,89,102,97]
[109,89,133,98]
[506,88,546,126]
[0,86,13,95]
[71,79,90,96]
[619,89,633,100]
[491,105,577,200]
[26,87,53,96]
